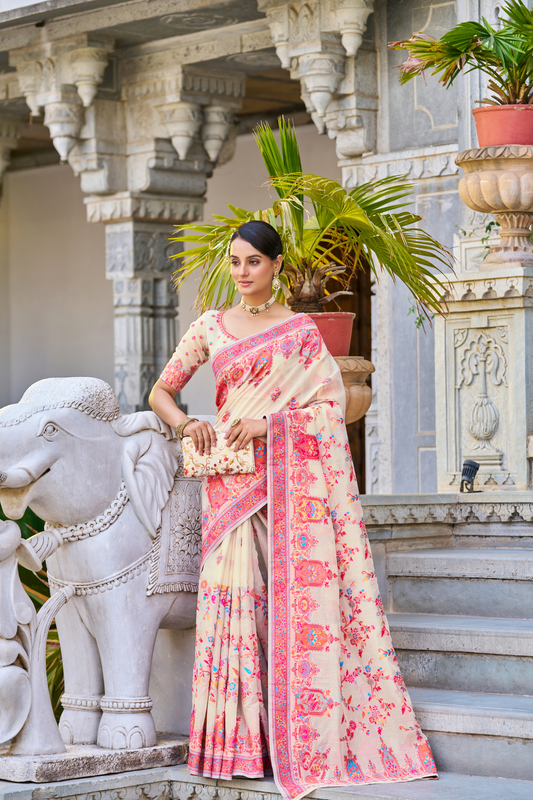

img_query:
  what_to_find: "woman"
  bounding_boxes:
[150,221,436,800]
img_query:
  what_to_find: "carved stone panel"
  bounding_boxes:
[435,265,533,492]
[454,326,509,472]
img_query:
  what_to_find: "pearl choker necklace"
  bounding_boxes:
[240,295,276,316]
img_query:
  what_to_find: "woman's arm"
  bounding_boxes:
[149,380,216,456]
[149,315,217,454]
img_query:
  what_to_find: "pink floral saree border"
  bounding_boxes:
[212,314,308,379]
[201,475,268,566]
[267,411,300,799]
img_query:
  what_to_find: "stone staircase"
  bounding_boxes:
[362,492,533,796]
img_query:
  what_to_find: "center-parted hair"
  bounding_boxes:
[230,221,283,269]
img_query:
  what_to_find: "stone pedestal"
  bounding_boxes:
[436,146,533,492]
[436,267,533,492]
[0,737,187,783]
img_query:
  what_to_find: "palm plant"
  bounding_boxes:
[390,0,533,105]
[170,118,452,316]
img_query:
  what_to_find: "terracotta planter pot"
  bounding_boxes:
[309,312,355,356]
[473,105,533,147]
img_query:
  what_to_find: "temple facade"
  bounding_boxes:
[0,1,498,494]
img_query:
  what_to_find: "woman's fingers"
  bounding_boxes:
[207,423,217,449]
[232,429,249,451]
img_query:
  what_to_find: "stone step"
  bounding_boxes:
[175,764,533,800]
[388,548,533,616]
[409,687,533,781]
[3,764,533,800]
[389,612,533,694]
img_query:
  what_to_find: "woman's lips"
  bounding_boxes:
[239,281,252,286]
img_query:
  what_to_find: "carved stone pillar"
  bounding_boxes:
[75,58,244,412]
[85,196,203,414]
[436,146,533,491]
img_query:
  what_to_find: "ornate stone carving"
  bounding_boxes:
[85,194,205,225]
[362,497,533,527]
[70,47,110,108]
[10,36,113,160]
[61,695,101,711]
[49,551,151,597]
[100,697,153,712]
[344,145,459,188]
[456,330,508,467]
[456,146,533,266]
[147,474,202,595]
[44,483,128,543]
[334,0,374,57]
[435,263,533,491]
[158,102,203,161]
[259,0,375,143]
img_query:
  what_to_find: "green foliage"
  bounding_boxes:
[390,1,533,105]
[0,504,64,720]
[171,118,452,318]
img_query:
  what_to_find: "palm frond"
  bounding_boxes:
[390,1,533,104]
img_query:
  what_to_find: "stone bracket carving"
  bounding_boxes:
[10,35,114,160]
[259,0,375,148]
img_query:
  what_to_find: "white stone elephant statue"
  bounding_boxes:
[0,377,202,752]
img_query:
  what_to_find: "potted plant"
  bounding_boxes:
[390,0,533,147]
[170,118,451,356]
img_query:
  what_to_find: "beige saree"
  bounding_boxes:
[160,310,436,800]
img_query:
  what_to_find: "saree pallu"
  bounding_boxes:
[160,312,437,800]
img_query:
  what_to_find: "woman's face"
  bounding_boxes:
[230,236,282,300]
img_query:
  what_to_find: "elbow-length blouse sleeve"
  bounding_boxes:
[160,314,210,392]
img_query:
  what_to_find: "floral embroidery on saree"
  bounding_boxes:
[159,314,436,799]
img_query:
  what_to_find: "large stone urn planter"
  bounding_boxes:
[334,356,374,425]
[456,145,533,266]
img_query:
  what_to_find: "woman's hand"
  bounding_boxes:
[225,418,267,451]
[184,419,217,456]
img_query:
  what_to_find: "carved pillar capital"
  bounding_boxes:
[9,35,113,160]
[121,57,245,168]
[258,0,376,148]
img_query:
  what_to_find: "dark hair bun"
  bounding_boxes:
[231,220,283,263]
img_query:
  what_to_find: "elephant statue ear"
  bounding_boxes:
[113,413,181,539]
[112,410,175,440]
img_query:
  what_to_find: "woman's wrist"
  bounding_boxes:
[175,417,199,440]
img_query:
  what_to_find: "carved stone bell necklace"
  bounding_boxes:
[240,295,276,316]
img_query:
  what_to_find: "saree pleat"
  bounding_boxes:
[189,516,270,779]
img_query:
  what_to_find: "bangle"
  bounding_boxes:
[175,417,199,440]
